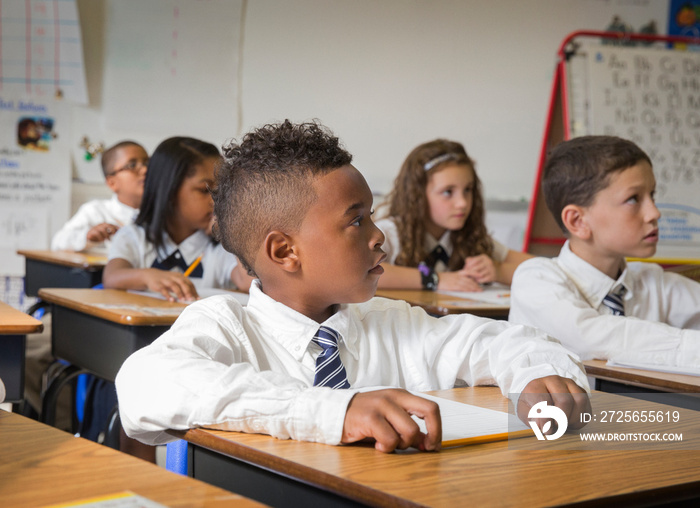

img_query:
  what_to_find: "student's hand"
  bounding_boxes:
[436,270,483,292]
[142,268,199,302]
[87,222,120,243]
[462,254,496,284]
[517,376,591,435]
[342,389,442,453]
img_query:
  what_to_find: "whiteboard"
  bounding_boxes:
[569,44,700,258]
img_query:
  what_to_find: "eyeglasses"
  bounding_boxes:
[109,158,149,176]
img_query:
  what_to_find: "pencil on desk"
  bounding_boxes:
[441,428,532,448]
[183,255,203,277]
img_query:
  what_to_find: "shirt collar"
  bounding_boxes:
[425,230,452,252]
[246,280,359,361]
[158,230,210,265]
[558,240,629,307]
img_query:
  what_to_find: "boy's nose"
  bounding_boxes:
[370,221,385,249]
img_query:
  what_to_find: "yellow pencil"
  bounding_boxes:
[183,255,203,277]
[441,428,533,448]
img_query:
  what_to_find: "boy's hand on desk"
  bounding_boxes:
[517,376,591,434]
[462,254,496,284]
[87,222,120,242]
[342,389,442,453]
[143,268,199,302]
[437,270,483,292]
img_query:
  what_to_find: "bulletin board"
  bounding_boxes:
[524,31,700,262]
[0,0,85,276]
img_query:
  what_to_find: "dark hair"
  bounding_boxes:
[213,120,352,274]
[543,135,652,232]
[384,139,491,269]
[135,137,220,255]
[100,140,147,178]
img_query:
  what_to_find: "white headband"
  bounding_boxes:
[423,153,458,171]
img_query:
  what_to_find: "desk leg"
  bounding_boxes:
[41,364,86,426]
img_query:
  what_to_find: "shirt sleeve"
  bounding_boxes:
[108,225,145,267]
[509,258,700,369]
[207,243,239,288]
[115,297,356,446]
[387,301,590,398]
[51,202,95,251]
[490,237,509,263]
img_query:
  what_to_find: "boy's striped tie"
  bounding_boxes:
[312,326,351,389]
[602,286,626,316]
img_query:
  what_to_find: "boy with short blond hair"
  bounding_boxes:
[510,135,700,369]
[116,121,589,452]
[51,141,148,252]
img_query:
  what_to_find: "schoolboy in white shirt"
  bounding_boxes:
[510,135,700,369]
[116,121,589,452]
[51,141,148,252]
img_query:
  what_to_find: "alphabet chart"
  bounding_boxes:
[0,0,87,103]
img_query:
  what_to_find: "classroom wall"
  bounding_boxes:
[71,0,668,211]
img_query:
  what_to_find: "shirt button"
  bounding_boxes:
[174,252,181,258]
[295,345,300,351]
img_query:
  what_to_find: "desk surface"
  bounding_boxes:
[17,248,107,269]
[176,387,700,507]
[0,410,262,507]
[375,289,509,317]
[585,359,700,393]
[0,301,43,334]
[38,288,187,326]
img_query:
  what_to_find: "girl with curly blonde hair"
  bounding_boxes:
[375,139,531,291]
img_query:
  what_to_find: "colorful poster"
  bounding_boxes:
[668,0,700,39]
[0,93,70,275]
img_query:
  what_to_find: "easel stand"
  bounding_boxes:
[523,30,700,259]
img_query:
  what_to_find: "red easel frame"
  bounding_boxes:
[522,30,700,255]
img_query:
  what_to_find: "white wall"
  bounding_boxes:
[72,0,668,203]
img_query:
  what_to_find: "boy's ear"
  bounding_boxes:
[263,231,300,272]
[561,204,591,240]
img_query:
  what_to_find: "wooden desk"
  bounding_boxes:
[0,409,261,507]
[37,288,186,425]
[585,359,700,411]
[174,387,700,507]
[18,249,107,297]
[375,289,509,318]
[0,302,43,402]
[585,360,700,393]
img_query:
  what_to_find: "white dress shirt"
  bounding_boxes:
[509,241,700,368]
[51,195,138,252]
[116,280,589,446]
[108,224,239,289]
[375,217,509,272]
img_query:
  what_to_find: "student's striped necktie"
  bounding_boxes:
[602,286,626,316]
[312,326,351,389]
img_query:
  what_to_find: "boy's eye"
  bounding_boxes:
[626,195,639,204]
[441,189,453,197]
[351,216,362,226]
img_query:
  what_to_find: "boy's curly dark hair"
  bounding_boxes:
[385,139,492,270]
[543,135,652,233]
[212,120,352,274]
